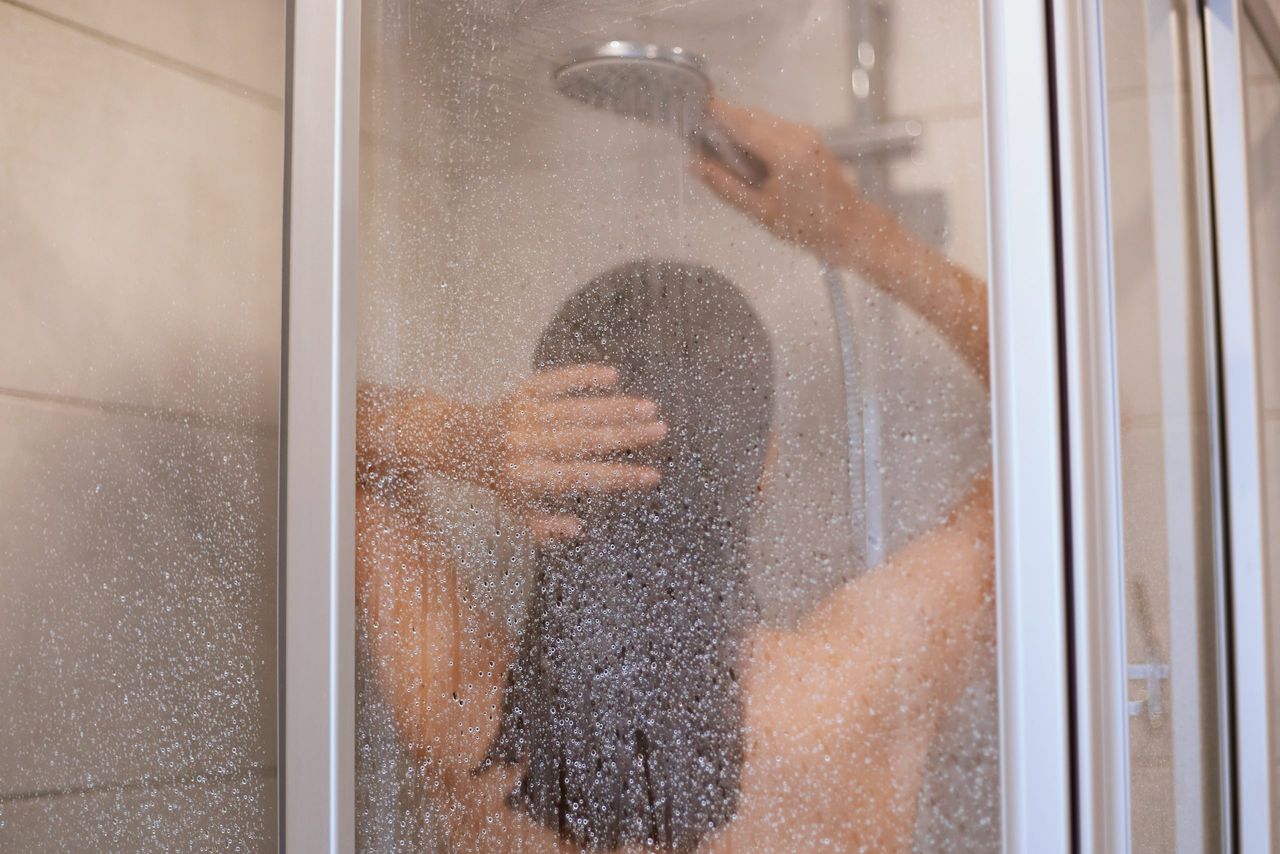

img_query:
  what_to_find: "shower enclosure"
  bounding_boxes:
[2,0,1279,851]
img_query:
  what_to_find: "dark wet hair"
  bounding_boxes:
[481,259,774,851]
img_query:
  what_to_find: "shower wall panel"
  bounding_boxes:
[0,1,284,849]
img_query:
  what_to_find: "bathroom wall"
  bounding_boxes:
[0,1,284,849]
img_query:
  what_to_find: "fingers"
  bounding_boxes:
[692,153,775,224]
[536,395,658,427]
[707,97,830,172]
[512,459,661,495]
[522,512,583,542]
[511,421,668,460]
[706,97,786,160]
[501,367,665,508]
[522,363,618,400]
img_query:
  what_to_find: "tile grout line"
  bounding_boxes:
[0,386,277,438]
[1,0,283,113]
[0,763,277,805]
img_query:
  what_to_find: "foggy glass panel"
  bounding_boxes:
[1242,16,1280,833]
[1098,1,1223,849]
[0,1,284,849]
[355,1,995,850]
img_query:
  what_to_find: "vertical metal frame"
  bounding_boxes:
[1048,0,1131,849]
[982,1,1074,850]
[1181,1,1239,841]
[1052,0,1234,849]
[1203,0,1276,849]
[282,0,360,851]
[1151,2,1234,848]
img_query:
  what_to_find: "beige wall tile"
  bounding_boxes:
[1246,12,1279,84]
[13,0,285,99]
[888,113,988,279]
[0,772,276,852]
[0,397,276,797]
[883,0,984,119]
[0,4,282,424]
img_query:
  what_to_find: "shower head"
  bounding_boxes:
[554,41,709,126]
[553,41,768,186]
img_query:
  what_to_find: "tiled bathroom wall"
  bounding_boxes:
[0,1,284,849]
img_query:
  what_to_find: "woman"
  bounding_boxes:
[356,102,993,851]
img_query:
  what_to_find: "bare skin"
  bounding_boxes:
[356,101,996,850]
[358,363,667,540]
[694,99,989,383]
[357,477,993,852]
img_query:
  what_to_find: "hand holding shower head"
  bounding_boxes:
[553,41,769,187]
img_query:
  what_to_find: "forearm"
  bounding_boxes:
[356,487,582,851]
[356,486,497,775]
[831,203,990,385]
[357,383,502,491]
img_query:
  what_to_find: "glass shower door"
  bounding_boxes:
[1094,1,1227,849]
[351,0,1001,850]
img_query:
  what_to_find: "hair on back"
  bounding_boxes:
[482,259,774,851]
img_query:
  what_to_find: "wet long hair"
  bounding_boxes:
[480,259,774,850]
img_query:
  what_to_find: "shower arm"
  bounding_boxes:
[823,0,922,173]
[824,119,922,161]
[824,0,949,247]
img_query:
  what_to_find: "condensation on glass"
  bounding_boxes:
[1241,9,1280,832]
[355,1,996,850]
[0,2,285,850]
[1096,1,1225,849]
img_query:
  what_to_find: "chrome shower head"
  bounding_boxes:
[553,41,768,186]
[554,41,709,126]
